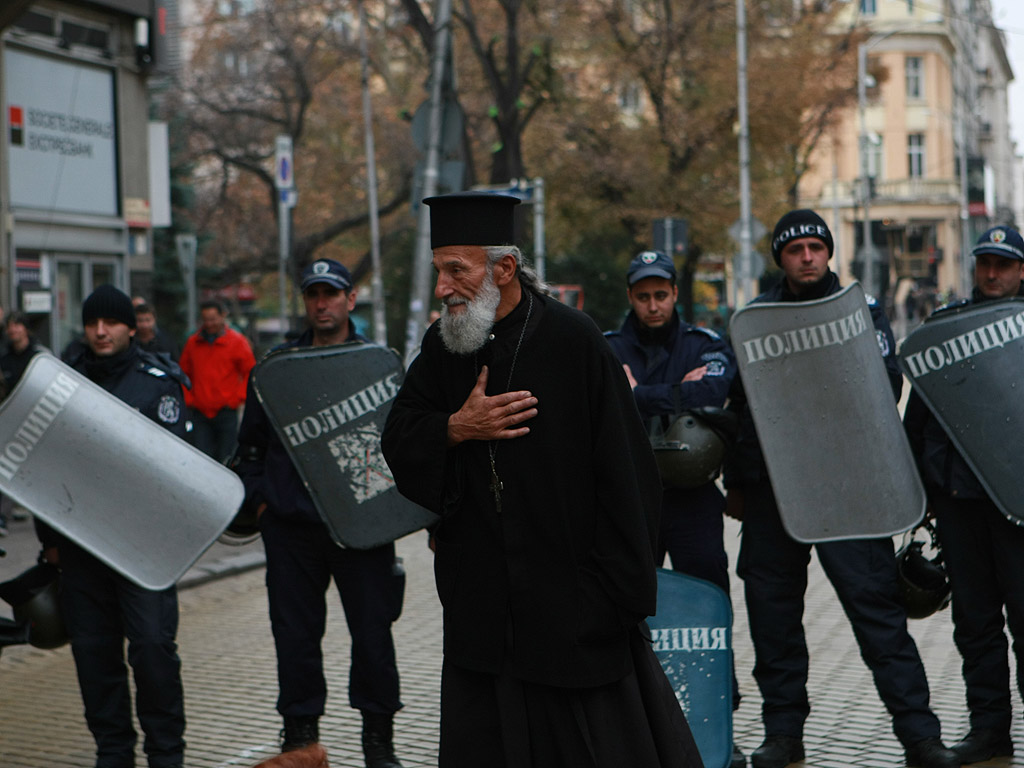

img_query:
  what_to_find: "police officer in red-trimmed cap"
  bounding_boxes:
[605,249,743,767]
[904,225,1024,765]
[234,259,406,766]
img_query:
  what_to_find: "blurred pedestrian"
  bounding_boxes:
[723,210,959,768]
[234,259,406,767]
[0,312,47,528]
[180,299,255,462]
[134,302,180,363]
[904,225,1024,765]
[39,285,189,768]
[606,248,743,767]
[0,312,45,391]
[382,192,701,767]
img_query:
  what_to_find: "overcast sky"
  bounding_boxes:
[991,0,1024,147]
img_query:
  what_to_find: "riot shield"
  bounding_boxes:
[729,282,924,542]
[0,354,243,590]
[899,297,1024,524]
[252,343,436,549]
[650,569,733,768]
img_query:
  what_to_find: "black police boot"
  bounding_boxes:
[361,711,403,768]
[950,729,1014,763]
[280,715,319,752]
[731,741,747,767]
[904,737,960,768]
[751,735,804,768]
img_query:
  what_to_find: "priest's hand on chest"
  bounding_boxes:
[446,365,538,446]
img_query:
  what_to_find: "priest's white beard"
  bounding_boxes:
[439,267,502,355]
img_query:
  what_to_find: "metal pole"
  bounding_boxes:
[403,0,452,367]
[359,0,387,346]
[858,42,875,298]
[533,177,545,283]
[278,195,289,339]
[736,0,753,306]
[958,64,972,297]
[664,217,674,261]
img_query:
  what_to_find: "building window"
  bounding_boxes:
[866,136,884,179]
[908,134,925,178]
[905,57,923,100]
[618,81,643,115]
[860,0,877,15]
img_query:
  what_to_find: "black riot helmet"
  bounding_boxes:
[896,521,951,620]
[651,407,738,489]
[0,563,68,649]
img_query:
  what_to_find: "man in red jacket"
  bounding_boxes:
[180,299,255,461]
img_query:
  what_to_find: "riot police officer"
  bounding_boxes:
[234,259,405,767]
[724,210,959,768]
[40,284,188,768]
[904,225,1024,764]
[605,250,743,768]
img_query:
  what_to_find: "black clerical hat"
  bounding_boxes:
[424,192,520,249]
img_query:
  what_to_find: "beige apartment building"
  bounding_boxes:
[796,0,1015,312]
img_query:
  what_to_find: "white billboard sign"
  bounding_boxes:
[5,49,118,217]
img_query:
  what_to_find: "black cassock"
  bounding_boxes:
[382,290,703,768]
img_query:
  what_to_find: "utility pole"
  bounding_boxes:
[403,0,453,367]
[858,42,876,298]
[358,0,387,346]
[735,0,755,306]
[275,135,295,340]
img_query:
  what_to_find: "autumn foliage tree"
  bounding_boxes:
[169,0,861,334]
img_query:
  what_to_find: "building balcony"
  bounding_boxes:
[809,178,960,208]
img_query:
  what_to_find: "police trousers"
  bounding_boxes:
[737,481,940,746]
[261,514,404,717]
[932,492,1024,733]
[59,541,185,768]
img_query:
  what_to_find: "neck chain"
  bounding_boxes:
[477,291,533,514]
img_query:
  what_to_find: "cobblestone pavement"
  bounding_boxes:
[0,517,1021,767]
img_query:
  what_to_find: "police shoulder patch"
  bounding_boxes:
[875,329,891,357]
[144,365,168,379]
[864,292,880,307]
[700,350,729,376]
[690,326,722,340]
[157,394,181,424]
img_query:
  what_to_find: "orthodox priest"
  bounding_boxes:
[381,192,702,768]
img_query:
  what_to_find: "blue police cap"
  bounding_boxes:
[972,226,1024,262]
[627,250,676,286]
[301,259,352,292]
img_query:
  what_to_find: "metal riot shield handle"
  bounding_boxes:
[729,282,925,543]
[252,343,437,550]
[0,354,243,590]
[899,297,1024,525]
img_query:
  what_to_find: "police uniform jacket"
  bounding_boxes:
[37,343,188,549]
[604,311,735,424]
[235,324,367,525]
[723,271,901,488]
[903,290,990,499]
[69,342,188,439]
[382,290,662,690]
